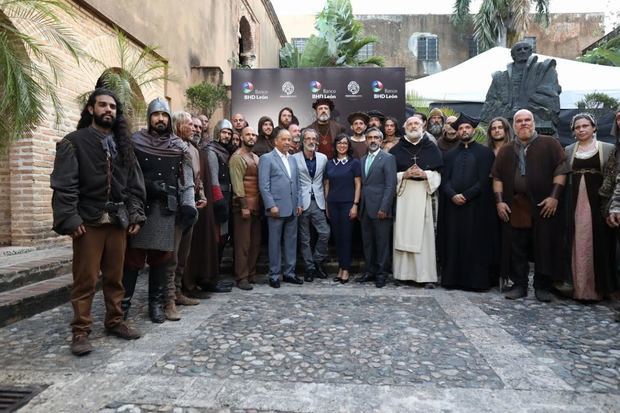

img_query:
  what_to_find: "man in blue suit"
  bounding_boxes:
[259,128,303,288]
[359,127,397,288]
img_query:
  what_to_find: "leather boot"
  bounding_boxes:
[164,301,181,321]
[121,268,140,320]
[148,265,166,323]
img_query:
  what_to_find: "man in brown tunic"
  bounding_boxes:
[492,109,570,302]
[305,98,346,160]
[230,126,262,290]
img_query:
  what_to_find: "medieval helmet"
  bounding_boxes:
[213,119,233,141]
[147,97,172,133]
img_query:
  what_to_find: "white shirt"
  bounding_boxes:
[275,147,291,177]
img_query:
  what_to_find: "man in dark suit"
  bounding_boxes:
[358,127,397,288]
[258,129,304,288]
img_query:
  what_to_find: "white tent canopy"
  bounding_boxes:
[405,47,620,109]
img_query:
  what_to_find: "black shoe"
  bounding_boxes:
[333,275,343,282]
[505,285,527,300]
[283,275,304,285]
[356,273,375,283]
[148,265,167,323]
[269,279,280,289]
[375,276,387,288]
[314,264,328,279]
[304,271,315,282]
[534,288,553,303]
[201,282,233,293]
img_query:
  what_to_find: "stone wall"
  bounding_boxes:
[356,13,604,80]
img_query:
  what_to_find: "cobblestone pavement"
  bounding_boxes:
[1,277,619,412]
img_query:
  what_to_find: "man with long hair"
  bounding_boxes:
[51,88,145,356]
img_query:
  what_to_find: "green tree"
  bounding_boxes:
[451,0,550,51]
[78,29,171,126]
[185,82,229,118]
[280,0,384,68]
[579,34,620,67]
[0,0,81,149]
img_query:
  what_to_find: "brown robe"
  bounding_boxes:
[184,146,220,290]
[306,120,347,160]
[491,135,570,281]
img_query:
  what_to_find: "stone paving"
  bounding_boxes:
[0,276,619,412]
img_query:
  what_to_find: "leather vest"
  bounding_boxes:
[242,151,260,212]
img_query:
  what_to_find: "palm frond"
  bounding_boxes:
[533,0,550,26]
[451,0,472,26]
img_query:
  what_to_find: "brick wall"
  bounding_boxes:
[0,0,165,246]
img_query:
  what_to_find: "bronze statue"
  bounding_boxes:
[480,42,561,135]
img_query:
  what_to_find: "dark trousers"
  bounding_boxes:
[510,228,551,290]
[298,200,330,271]
[328,201,354,270]
[233,211,262,282]
[360,214,392,277]
[71,224,126,336]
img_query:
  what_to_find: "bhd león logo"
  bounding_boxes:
[309,80,322,93]
[241,81,268,100]
[242,82,254,94]
[371,80,384,93]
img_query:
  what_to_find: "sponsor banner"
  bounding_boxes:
[231,67,405,131]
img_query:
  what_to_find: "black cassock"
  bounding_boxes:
[438,141,497,291]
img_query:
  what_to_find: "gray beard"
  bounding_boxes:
[318,114,329,122]
[428,123,443,136]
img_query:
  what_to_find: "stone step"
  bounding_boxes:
[0,246,73,293]
[0,273,73,327]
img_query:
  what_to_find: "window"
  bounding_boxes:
[408,33,439,61]
[356,43,374,60]
[523,36,537,53]
[291,37,309,53]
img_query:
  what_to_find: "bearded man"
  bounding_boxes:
[347,111,369,159]
[304,98,346,160]
[51,88,145,356]
[437,115,459,153]
[389,116,443,286]
[438,113,496,291]
[122,98,197,324]
[427,108,445,141]
[230,126,262,290]
[492,109,569,301]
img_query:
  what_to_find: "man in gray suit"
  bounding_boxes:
[259,128,303,288]
[293,128,330,282]
[358,127,397,288]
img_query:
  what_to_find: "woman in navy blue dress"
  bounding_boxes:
[324,134,361,283]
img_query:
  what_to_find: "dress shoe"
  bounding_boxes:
[304,271,315,282]
[283,275,304,285]
[356,273,375,283]
[333,275,343,282]
[534,288,553,303]
[176,293,200,306]
[314,264,328,279]
[164,302,181,321]
[269,279,280,289]
[505,285,527,300]
[201,282,233,293]
[237,279,254,291]
[375,276,387,288]
[70,334,92,356]
[424,282,436,289]
[106,322,142,339]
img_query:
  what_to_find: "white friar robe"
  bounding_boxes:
[393,170,441,282]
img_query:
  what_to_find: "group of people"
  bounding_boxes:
[51,87,620,357]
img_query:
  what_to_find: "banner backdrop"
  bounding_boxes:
[231,67,406,132]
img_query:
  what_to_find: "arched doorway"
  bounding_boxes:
[238,16,256,68]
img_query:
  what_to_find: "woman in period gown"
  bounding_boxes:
[565,113,617,301]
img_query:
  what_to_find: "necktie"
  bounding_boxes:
[365,152,375,176]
